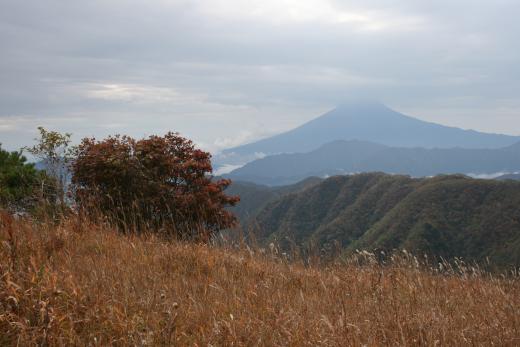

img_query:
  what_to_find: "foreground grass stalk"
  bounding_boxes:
[1,215,519,346]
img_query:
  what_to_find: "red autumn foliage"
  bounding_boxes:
[71,132,239,239]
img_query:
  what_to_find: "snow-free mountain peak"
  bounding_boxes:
[216,101,520,168]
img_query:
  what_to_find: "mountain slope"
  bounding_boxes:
[218,101,520,166]
[250,173,520,268]
[227,140,520,185]
[496,173,520,181]
[224,177,322,222]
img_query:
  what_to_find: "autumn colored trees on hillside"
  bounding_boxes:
[1,128,239,240]
[71,132,239,239]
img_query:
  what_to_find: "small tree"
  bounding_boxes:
[0,144,56,213]
[71,132,239,239]
[25,127,75,206]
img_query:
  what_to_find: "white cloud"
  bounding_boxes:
[197,0,425,32]
[213,164,244,176]
[468,172,515,180]
[214,131,257,150]
[82,83,205,105]
[0,122,17,132]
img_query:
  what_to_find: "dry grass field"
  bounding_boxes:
[1,213,519,346]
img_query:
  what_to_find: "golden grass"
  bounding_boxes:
[1,213,519,346]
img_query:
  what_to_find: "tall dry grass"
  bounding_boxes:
[1,212,519,346]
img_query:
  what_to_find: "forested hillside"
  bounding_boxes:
[497,173,520,180]
[246,173,520,268]
[224,177,322,222]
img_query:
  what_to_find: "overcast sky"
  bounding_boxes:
[1,0,519,153]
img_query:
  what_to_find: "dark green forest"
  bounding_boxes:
[233,173,520,268]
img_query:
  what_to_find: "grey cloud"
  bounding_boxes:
[0,0,519,152]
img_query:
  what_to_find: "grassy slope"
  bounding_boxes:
[1,214,519,346]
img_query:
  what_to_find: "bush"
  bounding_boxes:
[71,132,239,239]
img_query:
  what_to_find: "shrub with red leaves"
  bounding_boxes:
[71,132,239,239]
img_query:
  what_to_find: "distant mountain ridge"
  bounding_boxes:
[496,173,520,181]
[227,139,520,186]
[243,173,520,268]
[217,102,520,167]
